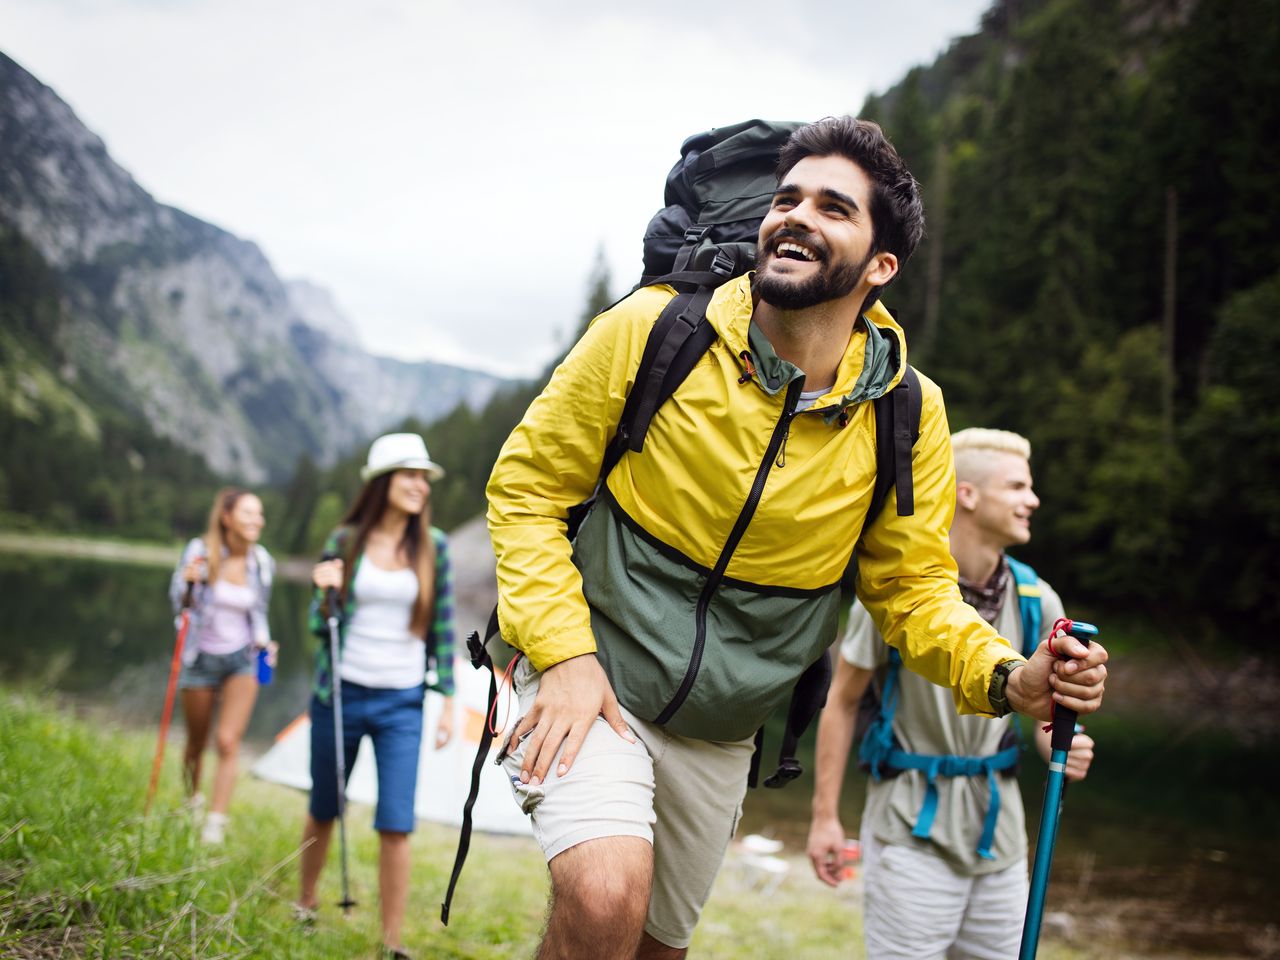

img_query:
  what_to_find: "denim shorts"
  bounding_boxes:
[309,681,425,834]
[178,645,256,689]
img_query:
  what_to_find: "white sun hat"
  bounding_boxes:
[360,433,445,483]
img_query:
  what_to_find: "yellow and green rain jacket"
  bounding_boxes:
[487,274,1021,742]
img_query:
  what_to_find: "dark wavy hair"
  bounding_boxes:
[336,471,436,638]
[776,117,925,294]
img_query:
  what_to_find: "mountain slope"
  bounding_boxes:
[0,51,504,483]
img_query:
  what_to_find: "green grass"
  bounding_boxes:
[0,690,1113,959]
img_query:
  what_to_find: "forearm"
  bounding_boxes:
[811,703,858,821]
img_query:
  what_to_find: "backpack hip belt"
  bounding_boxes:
[880,742,1021,861]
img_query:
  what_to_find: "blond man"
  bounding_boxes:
[807,428,1096,960]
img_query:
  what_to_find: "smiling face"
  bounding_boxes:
[387,468,431,517]
[754,154,898,311]
[959,452,1040,549]
[222,493,265,545]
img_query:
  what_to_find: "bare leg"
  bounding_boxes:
[180,687,215,796]
[636,934,687,960]
[379,831,411,949]
[299,816,335,909]
[209,673,258,815]
[538,836,653,960]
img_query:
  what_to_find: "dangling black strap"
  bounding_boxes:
[747,727,765,789]
[763,649,832,788]
[440,626,499,925]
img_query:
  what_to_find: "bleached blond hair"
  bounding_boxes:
[951,428,1031,486]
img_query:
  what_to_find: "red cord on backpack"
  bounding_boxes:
[488,651,522,736]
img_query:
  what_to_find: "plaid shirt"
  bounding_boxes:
[309,525,456,703]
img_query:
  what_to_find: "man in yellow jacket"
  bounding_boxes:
[486,116,1109,960]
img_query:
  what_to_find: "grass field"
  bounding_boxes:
[0,689,1115,959]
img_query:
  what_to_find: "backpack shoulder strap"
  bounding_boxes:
[856,648,905,779]
[871,365,922,519]
[599,277,722,480]
[1004,556,1043,657]
[849,366,922,558]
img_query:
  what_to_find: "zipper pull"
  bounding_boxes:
[776,424,790,468]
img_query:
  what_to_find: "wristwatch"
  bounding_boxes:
[987,659,1025,717]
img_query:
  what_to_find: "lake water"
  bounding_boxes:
[2,550,1276,957]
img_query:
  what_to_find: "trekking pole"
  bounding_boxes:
[144,580,196,816]
[1019,619,1098,960]
[322,553,357,915]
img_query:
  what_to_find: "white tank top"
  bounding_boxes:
[338,558,425,690]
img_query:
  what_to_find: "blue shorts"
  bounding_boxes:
[179,645,256,689]
[309,681,425,834]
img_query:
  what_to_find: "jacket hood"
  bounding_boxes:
[704,274,907,419]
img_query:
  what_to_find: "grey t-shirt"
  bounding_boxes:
[842,569,1064,875]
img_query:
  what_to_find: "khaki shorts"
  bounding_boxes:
[500,656,755,948]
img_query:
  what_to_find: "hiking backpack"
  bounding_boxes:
[441,119,923,923]
[856,556,1044,860]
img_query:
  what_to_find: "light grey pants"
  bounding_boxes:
[862,826,1030,960]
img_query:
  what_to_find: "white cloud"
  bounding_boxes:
[1,0,990,376]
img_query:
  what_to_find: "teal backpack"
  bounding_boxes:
[857,556,1042,860]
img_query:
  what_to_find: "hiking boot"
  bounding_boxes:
[200,812,228,845]
[381,947,413,960]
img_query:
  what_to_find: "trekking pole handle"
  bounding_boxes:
[1049,620,1097,753]
[320,550,342,621]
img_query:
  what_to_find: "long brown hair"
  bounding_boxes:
[202,486,253,584]
[337,471,436,637]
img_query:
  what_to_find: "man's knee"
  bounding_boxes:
[550,837,653,930]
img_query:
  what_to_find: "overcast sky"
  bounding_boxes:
[2,0,991,377]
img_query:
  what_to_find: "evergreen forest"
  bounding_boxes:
[4,0,1277,643]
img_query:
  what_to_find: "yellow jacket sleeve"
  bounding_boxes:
[854,375,1023,716]
[485,290,662,672]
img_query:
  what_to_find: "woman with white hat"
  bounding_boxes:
[296,433,456,959]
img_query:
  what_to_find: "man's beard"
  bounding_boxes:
[754,229,870,311]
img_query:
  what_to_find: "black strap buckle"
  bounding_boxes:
[465,630,488,670]
[762,758,803,789]
[683,226,710,244]
[710,250,735,277]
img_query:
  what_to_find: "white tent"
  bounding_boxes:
[251,657,532,836]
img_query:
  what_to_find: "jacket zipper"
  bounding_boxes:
[654,379,804,725]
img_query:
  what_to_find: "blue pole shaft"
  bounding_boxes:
[1019,620,1095,959]
[1020,753,1068,959]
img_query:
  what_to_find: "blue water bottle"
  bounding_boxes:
[257,647,273,685]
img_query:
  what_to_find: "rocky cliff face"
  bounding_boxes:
[0,51,503,482]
